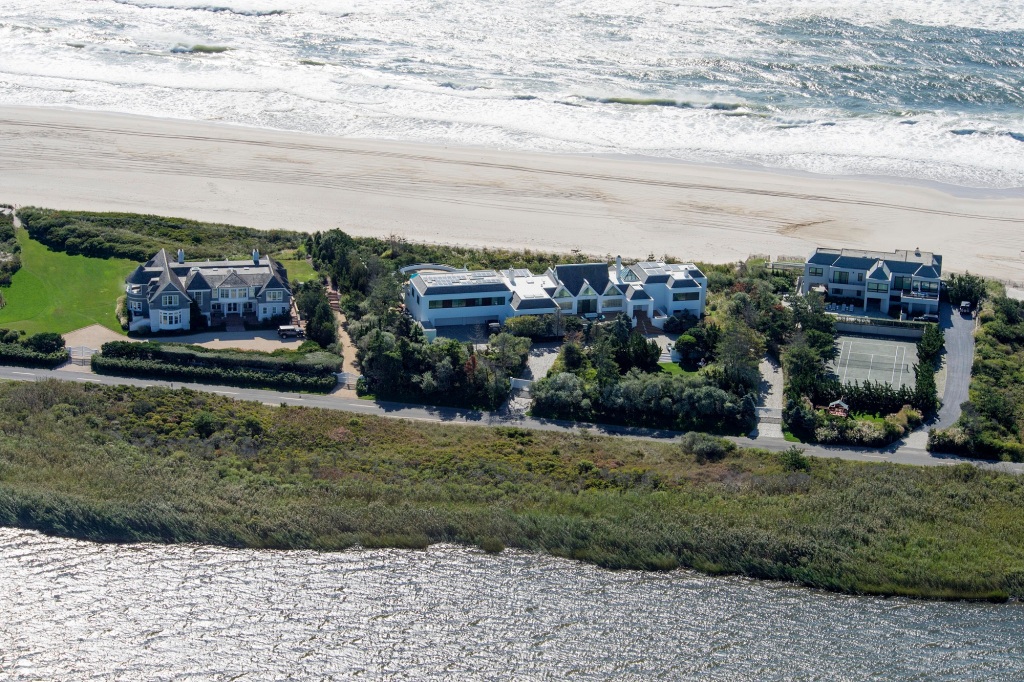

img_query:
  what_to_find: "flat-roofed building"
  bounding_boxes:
[404,256,707,330]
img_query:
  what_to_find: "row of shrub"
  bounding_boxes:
[17,207,305,262]
[98,341,341,376]
[0,329,69,368]
[0,207,20,287]
[91,355,337,392]
[928,295,1024,462]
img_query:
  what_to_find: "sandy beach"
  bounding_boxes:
[1,106,1022,280]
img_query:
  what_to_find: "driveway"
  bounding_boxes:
[934,302,976,430]
[523,341,561,381]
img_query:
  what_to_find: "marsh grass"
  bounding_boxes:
[0,380,1022,600]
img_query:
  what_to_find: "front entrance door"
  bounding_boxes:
[227,302,239,314]
[578,298,597,315]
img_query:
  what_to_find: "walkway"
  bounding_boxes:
[752,355,784,439]
[2,364,1020,474]
[934,303,977,430]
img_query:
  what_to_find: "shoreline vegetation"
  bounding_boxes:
[0,380,1022,601]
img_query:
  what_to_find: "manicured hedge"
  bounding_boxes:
[0,342,69,369]
[99,341,340,376]
[92,341,339,392]
[91,355,337,393]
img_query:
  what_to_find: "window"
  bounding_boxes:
[554,288,573,298]
[161,294,178,307]
[857,273,864,282]
[558,300,573,311]
[453,298,467,308]
[160,311,181,326]
[867,282,888,293]
[831,288,844,295]
[129,300,143,312]
[673,292,699,302]
[193,292,203,306]
[267,290,283,302]
[893,276,912,292]
[602,298,622,309]
[832,271,849,284]
[808,266,824,277]
[219,288,229,299]
[919,281,939,293]
[429,300,442,309]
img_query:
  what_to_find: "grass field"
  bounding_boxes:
[0,230,133,335]
[2,380,1023,601]
[277,257,319,284]
[658,362,697,376]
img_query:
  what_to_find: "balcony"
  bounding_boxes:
[901,290,939,301]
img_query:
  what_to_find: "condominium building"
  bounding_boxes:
[801,247,942,316]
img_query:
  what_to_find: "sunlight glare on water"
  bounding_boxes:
[1,528,1023,680]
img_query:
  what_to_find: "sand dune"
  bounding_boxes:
[1,106,1022,280]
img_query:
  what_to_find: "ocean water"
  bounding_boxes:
[1,0,1023,188]
[3,528,1024,680]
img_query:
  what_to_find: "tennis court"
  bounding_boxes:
[832,335,918,390]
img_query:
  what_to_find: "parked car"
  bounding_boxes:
[959,300,972,316]
[278,325,305,339]
[487,321,502,335]
[917,314,939,324]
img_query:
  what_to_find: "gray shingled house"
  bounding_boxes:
[125,248,292,332]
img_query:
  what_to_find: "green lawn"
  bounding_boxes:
[658,361,696,375]
[277,257,319,284]
[0,230,133,335]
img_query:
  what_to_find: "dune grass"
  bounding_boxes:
[1,380,1022,600]
[0,231,132,335]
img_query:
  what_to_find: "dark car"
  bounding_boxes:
[917,314,939,324]
[278,325,305,339]
[959,300,972,316]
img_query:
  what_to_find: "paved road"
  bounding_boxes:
[934,303,977,430]
[1,365,1020,474]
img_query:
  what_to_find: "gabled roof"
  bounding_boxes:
[217,271,250,289]
[915,265,940,279]
[867,264,890,281]
[626,287,651,301]
[554,263,610,297]
[185,269,212,290]
[127,265,151,285]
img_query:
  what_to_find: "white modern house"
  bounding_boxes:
[125,248,292,332]
[404,257,707,330]
[801,247,942,317]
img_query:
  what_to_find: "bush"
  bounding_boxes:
[679,432,736,462]
[92,341,340,393]
[779,446,811,471]
[17,207,304,262]
[0,329,70,368]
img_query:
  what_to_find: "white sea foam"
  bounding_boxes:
[1,0,1022,187]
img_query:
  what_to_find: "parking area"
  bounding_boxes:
[831,334,918,390]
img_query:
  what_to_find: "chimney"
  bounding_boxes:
[177,248,185,264]
[252,248,260,265]
[616,255,622,279]
[508,268,516,285]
